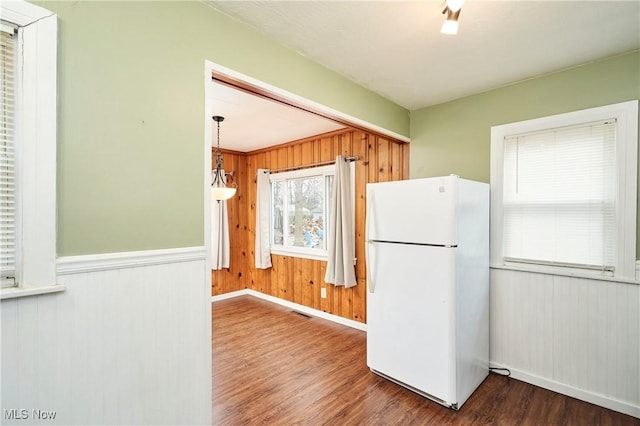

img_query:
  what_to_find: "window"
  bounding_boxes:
[269,163,354,261]
[490,101,638,280]
[1,23,16,288]
[0,1,59,298]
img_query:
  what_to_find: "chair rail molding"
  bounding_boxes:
[56,246,206,275]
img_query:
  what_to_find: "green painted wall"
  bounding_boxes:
[32,0,640,257]
[410,50,640,255]
[38,1,409,256]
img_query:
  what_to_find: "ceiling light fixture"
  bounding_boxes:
[211,115,237,201]
[441,0,464,35]
[445,0,464,12]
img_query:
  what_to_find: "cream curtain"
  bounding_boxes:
[325,156,356,288]
[255,169,272,269]
[211,170,230,270]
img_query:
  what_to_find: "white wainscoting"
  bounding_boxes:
[1,247,212,425]
[490,268,640,418]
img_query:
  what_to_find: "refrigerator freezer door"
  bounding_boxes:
[366,242,457,404]
[366,176,458,246]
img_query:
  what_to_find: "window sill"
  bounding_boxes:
[1,284,67,300]
[490,264,639,285]
[270,247,328,262]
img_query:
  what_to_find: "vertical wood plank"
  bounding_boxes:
[277,146,288,169]
[391,140,401,181]
[402,142,410,179]
[368,134,378,183]
[353,132,368,284]
[353,278,367,323]
[272,255,284,299]
[300,140,313,167]
[377,138,391,182]
[342,286,353,321]
[330,283,341,316]
[299,258,314,308]
[312,138,322,163]
[250,149,264,291]
[291,144,302,168]
[292,256,303,305]
[320,136,334,162]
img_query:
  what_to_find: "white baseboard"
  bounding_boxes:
[211,289,250,302]
[212,289,367,332]
[489,362,639,418]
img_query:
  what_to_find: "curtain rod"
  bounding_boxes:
[263,155,359,175]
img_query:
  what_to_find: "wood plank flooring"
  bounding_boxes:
[212,296,639,425]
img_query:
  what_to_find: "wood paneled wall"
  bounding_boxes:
[210,149,249,296]
[212,129,409,323]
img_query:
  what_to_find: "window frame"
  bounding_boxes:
[490,101,638,280]
[0,1,60,299]
[269,163,355,262]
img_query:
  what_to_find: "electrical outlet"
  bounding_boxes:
[321,287,327,299]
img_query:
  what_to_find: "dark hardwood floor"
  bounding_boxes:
[212,296,639,425]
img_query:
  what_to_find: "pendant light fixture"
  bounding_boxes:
[441,0,464,35]
[211,115,237,201]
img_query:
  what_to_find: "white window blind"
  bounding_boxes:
[502,119,617,272]
[0,23,16,287]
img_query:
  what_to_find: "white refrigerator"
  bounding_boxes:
[365,175,489,410]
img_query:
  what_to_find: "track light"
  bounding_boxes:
[441,0,464,35]
[445,0,464,12]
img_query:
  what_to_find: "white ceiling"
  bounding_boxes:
[207,0,640,151]
[210,83,346,152]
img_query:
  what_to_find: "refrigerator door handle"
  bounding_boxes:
[366,240,376,293]
[366,189,375,242]
[365,192,376,293]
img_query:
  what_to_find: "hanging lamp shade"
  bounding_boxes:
[211,183,236,201]
[211,115,237,201]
